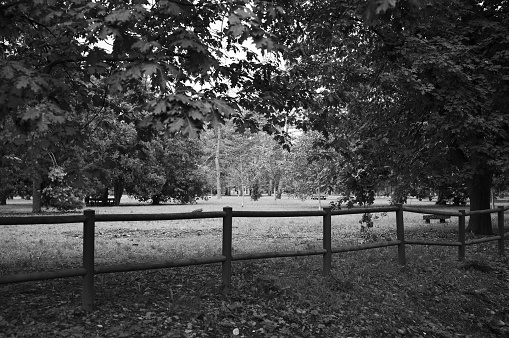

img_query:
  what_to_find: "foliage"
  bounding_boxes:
[0,0,297,142]
[390,185,409,205]
[250,180,262,201]
[277,0,509,234]
[41,166,84,211]
[0,154,22,204]
[201,119,288,198]
[285,131,340,200]
[124,135,208,204]
[436,185,469,206]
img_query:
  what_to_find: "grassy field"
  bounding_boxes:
[1,195,509,337]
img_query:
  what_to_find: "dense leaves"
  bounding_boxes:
[0,0,293,138]
[278,0,509,234]
[124,135,208,204]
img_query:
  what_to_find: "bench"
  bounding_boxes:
[423,214,451,223]
[311,195,327,200]
[87,197,115,206]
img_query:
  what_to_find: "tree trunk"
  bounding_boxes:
[101,187,108,206]
[0,194,7,205]
[317,185,322,210]
[215,126,222,199]
[152,195,161,205]
[113,176,124,206]
[466,172,493,235]
[32,174,42,213]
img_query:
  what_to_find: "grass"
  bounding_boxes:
[1,195,509,337]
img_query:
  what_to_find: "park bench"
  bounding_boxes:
[423,214,450,223]
[311,195,327,200]
[86,197,115,207]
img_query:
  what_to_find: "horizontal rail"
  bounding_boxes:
[232,249,326,261]
[95,211,226,222]
[402,206,462,216]
[465,208,502,216]
[232,210,326,217]
[465,236,501,245]
[331,240,401,253]
[0,268,86,284]
[406,240,461,247]
[331,206,399,215]
[0,215,87,225]
[95,256,226,274]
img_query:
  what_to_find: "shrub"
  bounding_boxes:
[42,167,84,211]
[250,181,262,201]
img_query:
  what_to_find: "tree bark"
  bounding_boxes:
[101,187,108,206]
[32,174,42,213]
[215,126,222,199]
[113,176,124,206]
[466,172,493,235]
[152,195,161,205]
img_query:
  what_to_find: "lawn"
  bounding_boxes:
[1,195,509,337]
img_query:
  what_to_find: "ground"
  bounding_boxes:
[1,196,509,337]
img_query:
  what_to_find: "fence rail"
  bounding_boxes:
[1,204,508,311]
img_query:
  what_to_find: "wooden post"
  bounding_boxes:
[322,207,332,276]
[458,210,466,261]
[498,206,505,256]
[396,204,405,265]
[82,209,95,311]
[221,207,233,295]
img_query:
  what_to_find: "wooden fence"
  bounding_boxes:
[1,204,508,311]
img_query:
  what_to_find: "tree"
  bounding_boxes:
[286,131,341,209]
[277,0,509,234]
[0,0,297,211]
[252,133,286,199]
[0,0,293,139]
[0,154,21,205]
[359,0,509,234]
[124,134,207,204]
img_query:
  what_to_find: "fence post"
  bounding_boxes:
[396,204,405,265]
[322,207,332,276]
[498,206,505,256]
[82,209,95,311]
[222,207,233,295]
[458,210,466,261]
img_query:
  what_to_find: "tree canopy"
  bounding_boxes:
[276,0,509,234]
[2,0,508,234]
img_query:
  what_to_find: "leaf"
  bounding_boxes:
[15,77,30,89]
[141,64,158,77]
[228,13,241,25]
[1,65,15,79]
[212,99,237,117]
[188,108,203,120]
[153,100,167,115]
[175,39,207,54]
[105,9,132,23]
[168,118,185,133]
[376,0,397,14]
[228,24,245,38]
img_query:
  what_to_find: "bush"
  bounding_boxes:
[250,181,262,201]
[42,167,84,211]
